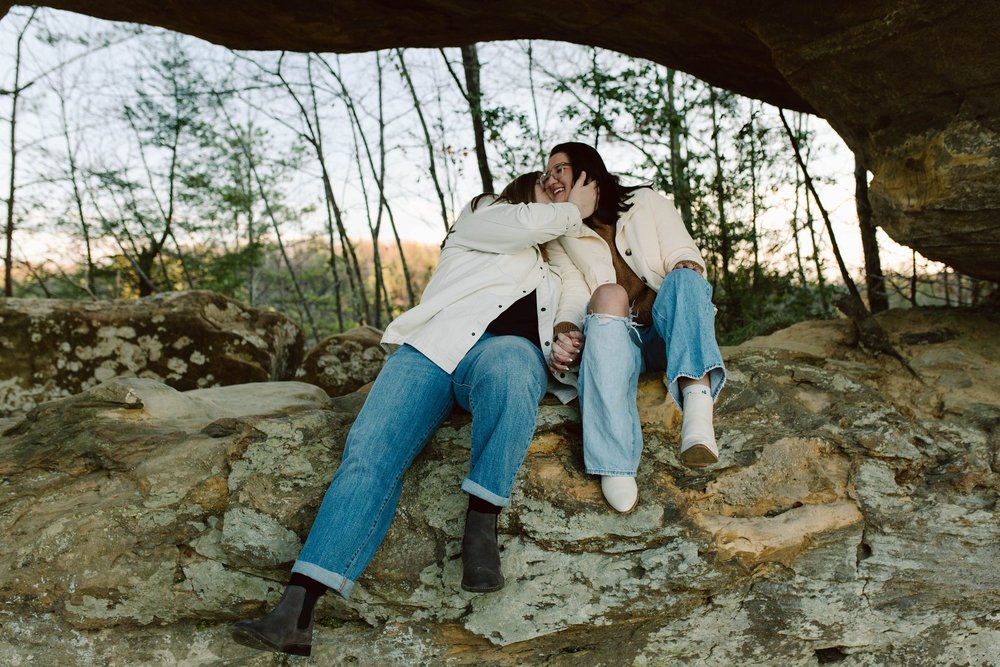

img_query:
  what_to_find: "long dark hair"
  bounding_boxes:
[470,171,542,211]
[549,142,645,225]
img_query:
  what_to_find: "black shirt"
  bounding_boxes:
[485,290,541,349]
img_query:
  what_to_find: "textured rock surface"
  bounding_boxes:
[8,0,999,280]
[0,291,304,416]
[296,325,387,397]
[1,307,999,665]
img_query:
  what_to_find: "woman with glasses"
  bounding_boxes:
[541,142,726,514]
[231,170,597,656]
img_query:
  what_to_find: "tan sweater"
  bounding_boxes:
[590,220,657,325]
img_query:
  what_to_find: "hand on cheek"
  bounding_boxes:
[534,182,553,204]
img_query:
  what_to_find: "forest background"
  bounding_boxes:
[3,8,993,347]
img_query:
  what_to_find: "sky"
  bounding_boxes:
[1,7,934,284]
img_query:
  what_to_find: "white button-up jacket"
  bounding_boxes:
[382,197,587,376]
[546,187,705,328]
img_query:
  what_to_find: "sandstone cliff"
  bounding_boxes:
[1,306,997,665]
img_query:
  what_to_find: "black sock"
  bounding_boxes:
[468,494,502,515]
[288,573,326,629]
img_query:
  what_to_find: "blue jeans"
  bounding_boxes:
[578,269,726,476]
[291,334,547,598]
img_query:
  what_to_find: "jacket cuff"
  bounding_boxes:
[553,321,581,336]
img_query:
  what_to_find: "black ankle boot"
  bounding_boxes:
[231,585,314,656]
[461,508,504,593]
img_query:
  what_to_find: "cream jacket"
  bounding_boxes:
[546,187,704,328]
[381,197,587,377]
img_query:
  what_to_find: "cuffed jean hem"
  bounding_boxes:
[462,478,510,507]
[291,560,355,600]
[667,363,727,409]
[585,468,637,477]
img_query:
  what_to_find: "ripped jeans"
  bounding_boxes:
[578,269,726,476]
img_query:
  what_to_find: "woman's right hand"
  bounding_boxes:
[568,171,598,219]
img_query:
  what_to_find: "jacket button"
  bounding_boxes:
[625,249,632,256]
[540,307,547,312]
[544,341,550,346]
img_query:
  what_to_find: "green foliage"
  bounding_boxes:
[714,267,835,346]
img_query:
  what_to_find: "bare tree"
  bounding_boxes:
[224,107,320,342]
[525,41,547,163]
[3,8,38,296]
[245,51,371,329]
[439,45,494,193]
[317,53,416,323]
[779,108,917,377]
[665,68,695,231]
[855,156,889,312]
[395,49,450,234]
[794,113,830,314]
[708,86,740,319]
[57,90,97,297]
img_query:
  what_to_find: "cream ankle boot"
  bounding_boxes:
[601,476,638,513]
[679,391,718,468]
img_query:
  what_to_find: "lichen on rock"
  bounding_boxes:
[0,306,998,665]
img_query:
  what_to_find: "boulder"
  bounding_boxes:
[297,325,387,397]
[14,0,1000,280]
[0,291,304,416]
[0,306,998,665]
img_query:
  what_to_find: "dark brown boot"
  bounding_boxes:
[461,508,504,593]
[231,585,313,656]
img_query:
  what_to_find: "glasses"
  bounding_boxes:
[539,162,572,185]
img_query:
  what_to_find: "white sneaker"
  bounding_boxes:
[601,476,638,513]
[680,391,719,468]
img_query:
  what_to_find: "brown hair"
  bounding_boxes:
[549,142,644,224]
[471,171,542,210]
[442,172,545,249]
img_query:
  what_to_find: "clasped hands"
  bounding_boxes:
[549,329,585,374]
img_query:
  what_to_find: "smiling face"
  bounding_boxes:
[542,152,573,203]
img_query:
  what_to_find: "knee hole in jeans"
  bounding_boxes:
[588,283,629,317]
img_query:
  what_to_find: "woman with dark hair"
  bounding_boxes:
[543,142,726,514]
[231,171,596,656]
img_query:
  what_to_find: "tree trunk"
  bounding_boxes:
[708,87,740,320]
[525,41,546,163]
[791,164,808,286]
[460,44,494,194]
[395,49,450,235]
[375,52,416,311]
[4,10,37,296]
[779,109,917,377]
[60,95,97,298]
[793,113,830,314]
[665,69,695,233]
[855,156,889,312]
[748,104,761,287]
